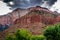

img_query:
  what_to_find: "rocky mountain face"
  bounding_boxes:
[0,6,59,25]
[14,6,60,25]
[0,6,60,40]
[0,8,29,31]
[0,8,29,25]
[13,6,60,35]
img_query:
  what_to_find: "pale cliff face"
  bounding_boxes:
[0,6,59,25]
[0,8,29,25]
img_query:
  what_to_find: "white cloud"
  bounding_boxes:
[50,0,60,13]
[27,0,30,2]
[0,1,12,15]
[9,1,14,5]
[41,1,49,8]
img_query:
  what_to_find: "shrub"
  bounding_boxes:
[6,29,46,40]
[44,23,60,40]
[30,35,46,40]
[15,29,32,40]
[6,29,32,40]
[6,34,16,40]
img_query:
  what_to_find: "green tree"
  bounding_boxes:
[15,29,32,40]
[44,23,60,40]
[6,29,32,40]
[6,34,16,40]
[30,35,46,40]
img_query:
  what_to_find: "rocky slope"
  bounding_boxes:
[14,6,60,25]
[0,6,59,25]
[0,8,29,31]
[0,8,29,25]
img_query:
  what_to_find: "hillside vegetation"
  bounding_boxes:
[6,23,60,40]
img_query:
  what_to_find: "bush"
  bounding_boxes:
[15,29,32,40]
[6,29,32,40]
[44,23,60,40]
[30,35,46,40]
[6,34,16,40]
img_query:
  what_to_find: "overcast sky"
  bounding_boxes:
[0,0,60,15]
[50,0,60,13]
[0,1,12,15]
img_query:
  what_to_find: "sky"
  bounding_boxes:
[50,0,60,13]
[0,1,12,15]
[0,0,60,15]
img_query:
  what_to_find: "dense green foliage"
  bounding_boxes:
[6,29,46,40]
[44,23,60,40]
[6,23,60,40]
[15,29,32,40]
[6,34,16,40]
[30,35,46,40]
